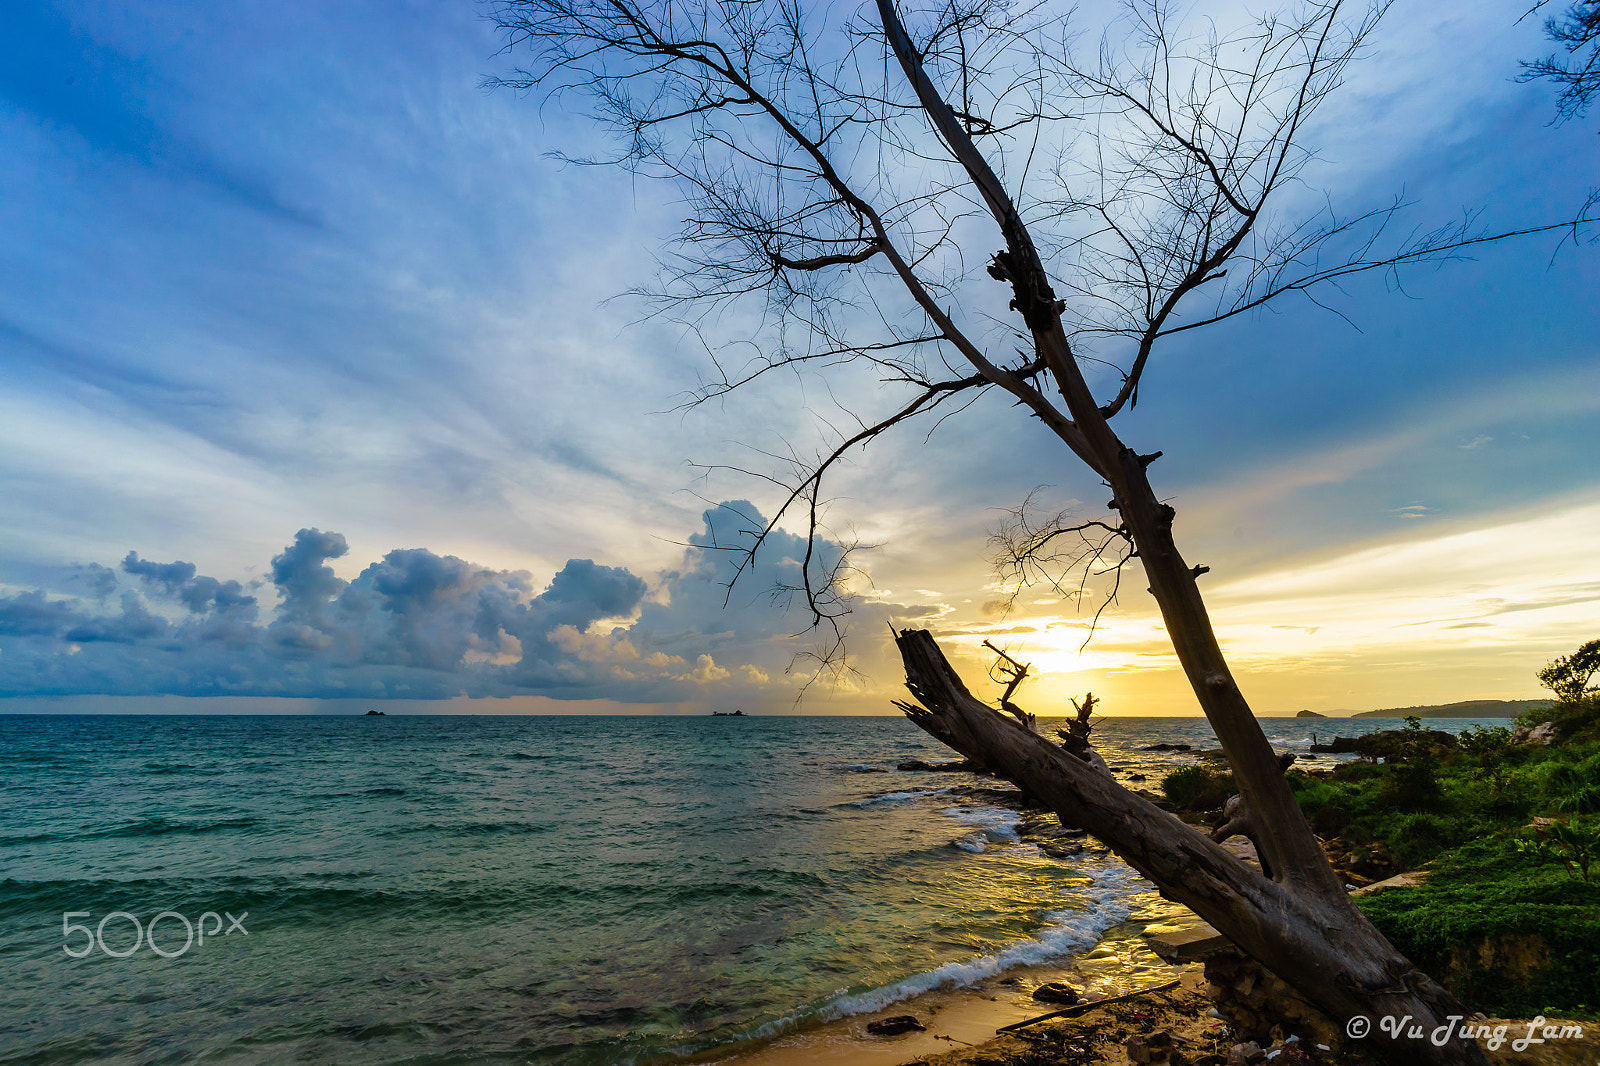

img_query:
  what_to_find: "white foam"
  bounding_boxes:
[943,804,1022,849]
[817,859,1150,1021]
[953,832,987,853]
[845,787,953,808]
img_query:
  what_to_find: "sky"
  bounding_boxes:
[0,0,1595,717]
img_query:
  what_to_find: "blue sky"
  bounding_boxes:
[1,0,1595,715]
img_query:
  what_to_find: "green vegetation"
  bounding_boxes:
[1538,639,1600,703]
[1279,646,1600,1019]
[1161,764,1235,812]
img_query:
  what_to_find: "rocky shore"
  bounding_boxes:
[865,747,1598,1066]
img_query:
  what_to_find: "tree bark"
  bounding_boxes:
[895,628,1489,1066]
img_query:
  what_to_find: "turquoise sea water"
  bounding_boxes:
[0,714,1502,1065]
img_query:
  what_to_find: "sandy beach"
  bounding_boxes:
[701,904,1205,1066]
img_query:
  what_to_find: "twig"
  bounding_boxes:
[995,979,1182,1033]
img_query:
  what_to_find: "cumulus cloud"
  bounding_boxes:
[0,502,909,707]
[123,551,257,616]
[0,590,78,636]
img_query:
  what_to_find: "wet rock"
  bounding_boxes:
[896,759,979,772]
[1032,981,1081,1004]
[866,1015,925,1035]
[1140,743,1193,752]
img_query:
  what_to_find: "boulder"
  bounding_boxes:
[1514,721,1559,746]
[1031,981,1081,1004]
[865,1015,925,1035]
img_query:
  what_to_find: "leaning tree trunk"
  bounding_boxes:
[867,2,1491,1059]
[895,629,1486,1065]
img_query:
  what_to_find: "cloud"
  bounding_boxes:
[0,502,897,707]
[63,593,168,644]
[0,591,79,637]
[123,550,257,616]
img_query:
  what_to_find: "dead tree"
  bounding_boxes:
[895,628,1475,1059]
[490,1,1595,1060]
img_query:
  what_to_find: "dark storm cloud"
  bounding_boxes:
[0,504,850,703]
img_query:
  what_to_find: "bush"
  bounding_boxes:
[1387,811,1462,868]
[1331,760,1382,783]
[1518,692,1600,744]
[1161,765,1234,811]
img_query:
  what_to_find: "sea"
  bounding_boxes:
[0,713,1506,1066]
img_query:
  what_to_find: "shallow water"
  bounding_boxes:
[0,713,1504,1065]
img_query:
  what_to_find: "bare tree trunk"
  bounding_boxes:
[895,629,1488,1065]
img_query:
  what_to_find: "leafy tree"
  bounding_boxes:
[1539,638,1600,702]
[490,1,1596,1061]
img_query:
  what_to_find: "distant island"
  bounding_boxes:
[711,710,747,717]
[1296,710,1327,718]
[1352,698,1551,719]
[365,709,386,716]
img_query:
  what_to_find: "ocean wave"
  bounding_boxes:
[375,820,550,836]
[842,786,953,808]
[943,804,1022,852]
[818,860,1147,1019]
[76,816,260,840]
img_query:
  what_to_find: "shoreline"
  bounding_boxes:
[696,900,1204,1066]
[697,962,1209,1066]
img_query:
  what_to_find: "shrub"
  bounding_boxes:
[1161,765,1234,811]
[1387,811,1461,868]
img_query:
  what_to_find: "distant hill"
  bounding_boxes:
[1351,699,1552,719]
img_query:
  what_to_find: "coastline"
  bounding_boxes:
[698,960,1207,1066]
[697,898,1204,1066]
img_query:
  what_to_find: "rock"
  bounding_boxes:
[1227,1041,1265,1064]
[866,1015,925,1035]
[1127,1030,1175,1062]
[1140,743,1193,751]
[1309,728,1455,759]
[1295,710,1327,718]
[895,759,979,772]
[1516,721,1559,745]
[1031,981,1081,1004]
[1147,923,1230,963]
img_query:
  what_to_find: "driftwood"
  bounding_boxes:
[895,628,1487,1065]
[996,979,1182,1033]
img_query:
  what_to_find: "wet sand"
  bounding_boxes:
[699,908,1203,1066]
